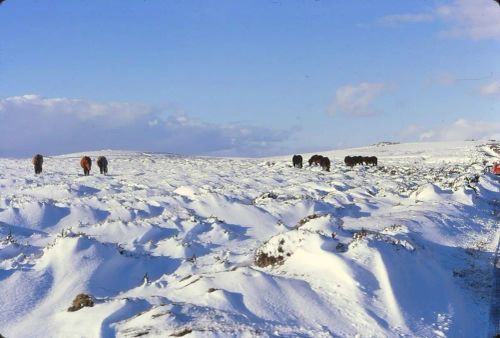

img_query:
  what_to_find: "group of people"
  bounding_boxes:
[31,154,109,176]
[292,154,378,171]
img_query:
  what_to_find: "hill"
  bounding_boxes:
[0,141,499,337]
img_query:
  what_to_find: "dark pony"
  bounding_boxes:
[344,156,354,167]
[345,155,378,167]
[364,156,378,166]
[292,155,303,168]
[308,154,323,166]
[97,156,108,175]
[320,157,331,172]
[32,154,43,174]
[80,156,92,176]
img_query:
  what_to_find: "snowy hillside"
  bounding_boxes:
[0,141,499,337]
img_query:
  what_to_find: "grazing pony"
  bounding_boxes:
[345,155,377,167]
[308,154,323,166]
[365,156,378,166]
[344,156,354,167]
[32,154,43,174]
[320,156,331,172]
[80,156,92,176]
[97,156,108,175]
[292,155,303,168]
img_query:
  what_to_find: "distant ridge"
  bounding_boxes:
[371,141,400,147]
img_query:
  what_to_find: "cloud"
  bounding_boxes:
[327,82,386,117]
[0,94,154,128]
[480,81,500,96]
[436,0,500,40]
[379,0,500,40]
[379,13,434,25]
[400,119,500,142]
[0,95,292,157]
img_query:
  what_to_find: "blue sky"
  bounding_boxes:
[0,0,499,157]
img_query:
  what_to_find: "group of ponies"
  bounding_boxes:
[292,154,331,171]
[292,154,378,172]
[344,155,378,167]
[31,152,377,176]
[32,154,109,176]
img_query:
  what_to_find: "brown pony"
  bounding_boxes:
[97,156,108,175]
[308,154,323,166]
[344,156,354,167]
[32,154,43,174]
[320,156,331,172]
[80,156,92,176]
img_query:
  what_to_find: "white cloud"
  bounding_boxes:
[379,0,500,40]
[401,119,500,142]
[0,95,292,157]
[328,82,386,117]
[480,81,500,96]
[379,13,434,25]
[419,131,437,140]
[436,0,500,40]
[0,94,153,127]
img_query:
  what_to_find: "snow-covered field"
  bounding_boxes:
[0,141,499,337]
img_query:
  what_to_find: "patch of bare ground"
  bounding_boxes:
[67,293,94,312]
[170,328,193,337]
[255,238,290,268]
[295,213,325,229]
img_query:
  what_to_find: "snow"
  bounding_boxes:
[0,141,498,337]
